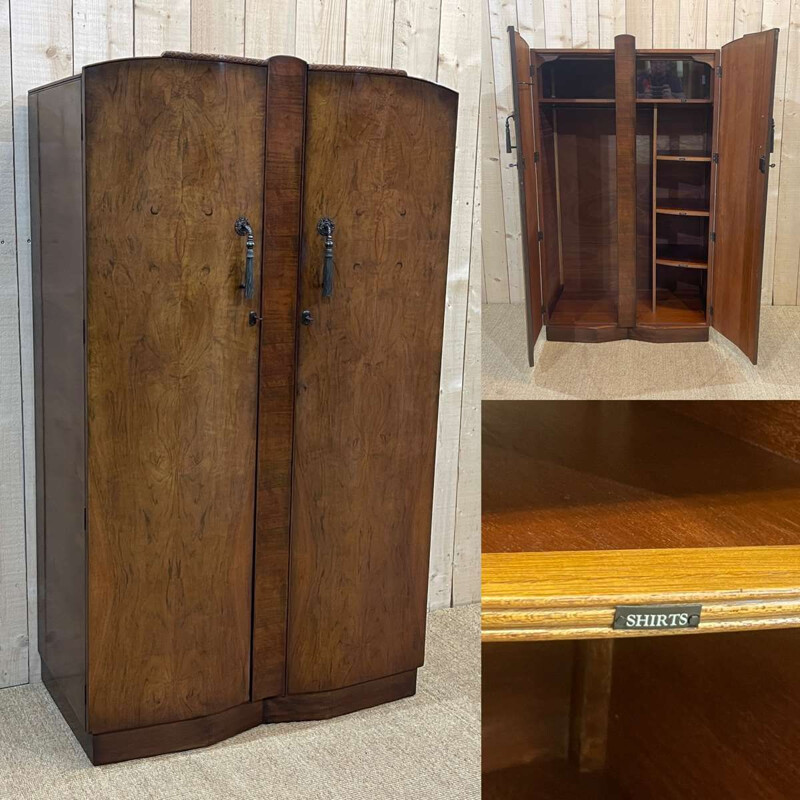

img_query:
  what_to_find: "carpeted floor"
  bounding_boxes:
[0,605,479,800]
[483,304,800,399]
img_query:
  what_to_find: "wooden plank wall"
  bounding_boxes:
[0,0,480,689]
[483,0,800,305]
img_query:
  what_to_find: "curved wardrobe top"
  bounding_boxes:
[28,53,457,98]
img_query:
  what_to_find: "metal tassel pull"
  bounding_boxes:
[317,217,335,298]
[234,217,255,299]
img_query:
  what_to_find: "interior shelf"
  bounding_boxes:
[655,198,710,216]
[539,98,615,105]
[656,151,712,162]
[482,401,800,641]
[655,244,708,268]
[637,98,712,104]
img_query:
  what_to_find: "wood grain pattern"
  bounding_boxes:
[712,29,778,363]
[608,629,800,798]
[483,401,800,554]
[33,78,87,725]
[264,669,417,722]
[509,28,543,363]
[568,641,613,772]
[84,58,265,732]
[615,34,637,327]
[288,71,456,693]
[250,55,305,702]
[482,640,574,772]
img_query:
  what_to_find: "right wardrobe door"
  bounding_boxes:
[288,69,457,694]
[712,29,779,364]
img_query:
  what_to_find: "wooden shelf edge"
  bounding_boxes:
[482,546,800,641]
[655,257,708,269]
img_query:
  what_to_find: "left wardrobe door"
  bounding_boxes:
[84,59,266,733]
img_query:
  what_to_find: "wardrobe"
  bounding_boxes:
[29,53,457,764]
[507,29,779,364]
[482,401,800,797]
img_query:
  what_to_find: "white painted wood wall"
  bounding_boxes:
[483,0,800,306]
[0,0,480,689]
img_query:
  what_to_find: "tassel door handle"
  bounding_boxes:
[235,217,255,299]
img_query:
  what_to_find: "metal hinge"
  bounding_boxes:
[82,319,85,344]
[710,305,714,317]
[530,64,535,78]
[712,153,719,164]
[533,151,540,163]
[711,231,716,243]
[84,507,87,530]
[716,65,723,78]
[537,231,544,241]
[540,304,546,315]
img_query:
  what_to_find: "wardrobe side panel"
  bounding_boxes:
[32,78,87,728]
[84,59,265,733]
[251,56,306,702]
[288,72,457,693]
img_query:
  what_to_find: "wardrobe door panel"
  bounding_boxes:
[84,59,266,732]
[289,71,457,694]
[509,28,544,365]
[712,29,779,364]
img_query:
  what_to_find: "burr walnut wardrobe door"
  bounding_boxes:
[288,70,457,694]
[84,58,266,733]
[712,29,779,364]
[509,27,544,365]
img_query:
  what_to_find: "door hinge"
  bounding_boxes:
[710,305,714,317]
[712,153,719,164]
[537,231,544,241]
[541,304,546,315]
[530,64,535,78]
[710,231,716,243]
[533,151,540,164]
[716,65,723,78]
[83,507,87,531]
[82,319,86,344]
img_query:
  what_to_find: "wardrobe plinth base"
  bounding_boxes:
[264,669,417,723]
[545,324,710,345]
[629,325,709,343]
[546,325,629,343]
[43,660,418,765]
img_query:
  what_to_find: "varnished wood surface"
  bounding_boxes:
[568,641,612,773]
[32,78,86,727]
[548,292,617,325]
[668,401,800,463]
[483,401,800,554]
[608,630,800,799]
[615,34,636,328]
[712,29,779,363]
[532,87,562,314]
[555,108,617,297]
[509,28,543,365]
[483,761,624,800]
[250,56,306,703]
[482,546,800,641]
[635,290,707,326]
[288,72,456,693]
[482,641,573,773]
[85,58,265,732]
[264,670,417,722]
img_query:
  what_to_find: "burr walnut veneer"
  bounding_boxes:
[509,29,779,364]
[29,54,457,764]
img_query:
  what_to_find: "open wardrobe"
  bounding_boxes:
[507,28,779,364]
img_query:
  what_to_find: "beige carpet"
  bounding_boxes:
[483,304,800,399]
[0,605,479,800]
